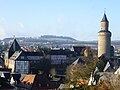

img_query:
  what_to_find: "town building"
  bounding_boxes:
[73,45,87,56]
[50,48,67,65]
[98,13,112,59]
[16,73,62,90]
[4,39,45,74]
[89,13,120,86]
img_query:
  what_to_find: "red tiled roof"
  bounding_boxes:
[21,74,36,84]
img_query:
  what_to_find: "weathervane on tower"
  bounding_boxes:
[104,8,106,14]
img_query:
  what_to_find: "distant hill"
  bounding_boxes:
[2,35,78,44]
[39,35,77,42]
[2,35,120,49]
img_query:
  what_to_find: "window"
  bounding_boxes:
[15,61,29,74]
[21,56,24,59]
[51,55,66,64]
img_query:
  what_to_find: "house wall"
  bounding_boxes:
[15,55,44,74]
[4,52,9,68]
[51,55,67,64]
[8,60,15,73]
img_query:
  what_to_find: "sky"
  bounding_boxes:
[0,0,120,41]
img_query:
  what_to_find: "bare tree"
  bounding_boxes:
[65,56,97,88]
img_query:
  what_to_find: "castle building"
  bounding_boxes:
[4,38,45,74]
[98,13,112,59]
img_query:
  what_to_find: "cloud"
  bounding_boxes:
[0,17,6,24]
[18,22,24,28]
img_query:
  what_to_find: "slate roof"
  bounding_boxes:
[9,38,21,52]
[50,49,67,55]
[21,51,44,56]
[114,67,120,74]
[98,30,111,33]
[17,74,60,89]
[102,58,120,73]
[72,57,85,66]
[9,51,44,61]
[9,51,22,60]
[0,57,4,67]
[101,13,108,22]
[73,46,86,56]
[103,61,114,72]
[0,76,15,89]
[8,38,21,58]
[0,82,15,89]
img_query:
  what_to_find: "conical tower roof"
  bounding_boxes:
[101,13,108,22]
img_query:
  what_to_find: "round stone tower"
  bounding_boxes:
[98,13,111,59]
